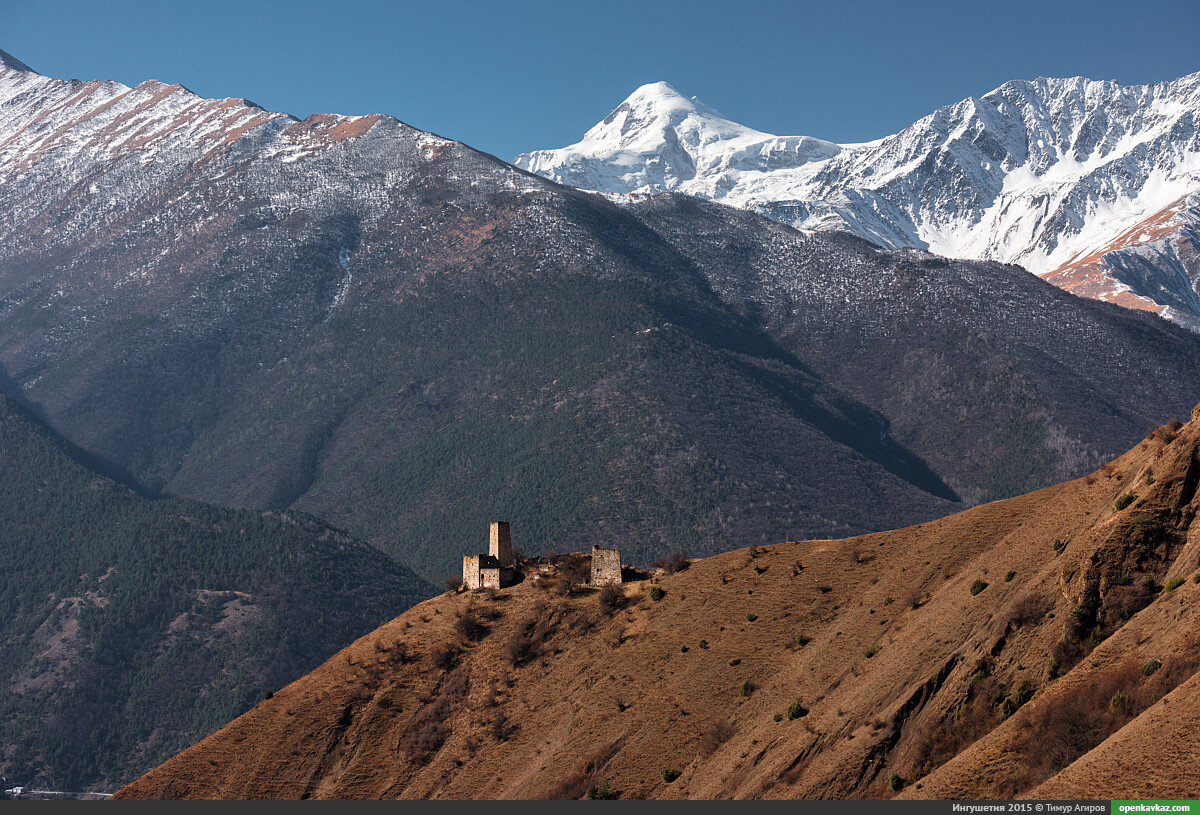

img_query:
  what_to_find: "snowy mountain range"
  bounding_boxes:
[516,75,1200,329]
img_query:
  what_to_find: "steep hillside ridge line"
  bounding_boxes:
[115,405,1200,799]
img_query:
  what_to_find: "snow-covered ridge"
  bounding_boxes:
[516,73,1200,327]
[0,48,453,192]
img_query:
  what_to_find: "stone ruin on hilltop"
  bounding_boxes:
[461,522,624,590]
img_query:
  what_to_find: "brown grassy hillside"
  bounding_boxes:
[116,404,1200,800]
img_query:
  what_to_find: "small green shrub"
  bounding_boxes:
[661,769,680,783]
[1193,573,1200,584]
[586,781,613,800]
[728,658,741,666]
[817,585,832,594]
[698,639,709,649]
[787,700,808,720]
[773,713,783,722]
[796,634,811,647]
[648,586,664,601]
[1109,689,1133,715]
[1053,538,1066,552]
[1115,493,1137,510]
[970,579,988,596]
[739,680,754,697]
[680,645,689,653]
[1004,570,1016,582]
[1166,576,1185,592]
[746,613,758,622]
[1142,659,1161,677]
[888,773,903,792]
[864,644,881,658]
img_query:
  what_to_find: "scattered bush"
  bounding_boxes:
[401,697,450,765]
[796,634,811,646]
[1194,573,1200,584]
[586,781,614,800]
[817,585,832,594]
[491,710,516,742]
[888,773,903,792]
[654,551,691,574]
[558,556,591,592]
[661,769,680,783]
[545,744,621,800]
[698,720,736,756]
[1115,493,1137,511]
[444,576,463,592]
[728,658,741,666]
[787,700,808,720]
[1149,421,1183,443]
[1004,570,1016,582]
[739,681,754,698]
[377,696,394,709]
[999,646,1200,796]
[506,611,551,666]
[598,584,627,615]
[773,713,783,722]
[746,613,758,622]
[1142,659,1161,677]
[864,644,881,658]
[1166,576,1185,592]
[431,643,459,671]
[648,586,664,601]
[454,609,490,642]
[970,579,988,596]
[1053,539,1066,552]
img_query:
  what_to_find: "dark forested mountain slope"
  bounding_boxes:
[0,394,431,791]
[623,194,1200,504]
[1,52,1199,583]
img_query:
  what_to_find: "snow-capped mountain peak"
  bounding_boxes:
[0,48,34,74]
[517,82,840,196]
[516,72,1200,330]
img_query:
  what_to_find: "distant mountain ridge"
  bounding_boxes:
[516,73,1200,329]
[1,47,1200,588]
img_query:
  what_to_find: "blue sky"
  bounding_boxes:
[5,0,1199,160]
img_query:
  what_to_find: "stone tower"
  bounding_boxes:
[591,544,622,586]
[490,521,513,567]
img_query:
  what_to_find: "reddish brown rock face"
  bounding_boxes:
[1040,192,1200,328]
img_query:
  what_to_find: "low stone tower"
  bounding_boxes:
[462,554,501,590]
[490,521,513,567]
[591,544,622,586]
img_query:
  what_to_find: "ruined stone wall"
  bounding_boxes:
[480,567,501,590]
[591,545,622,586]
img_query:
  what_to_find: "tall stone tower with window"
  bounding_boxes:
[490,520,513,567]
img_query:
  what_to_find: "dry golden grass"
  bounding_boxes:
[118,405,1200,800]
